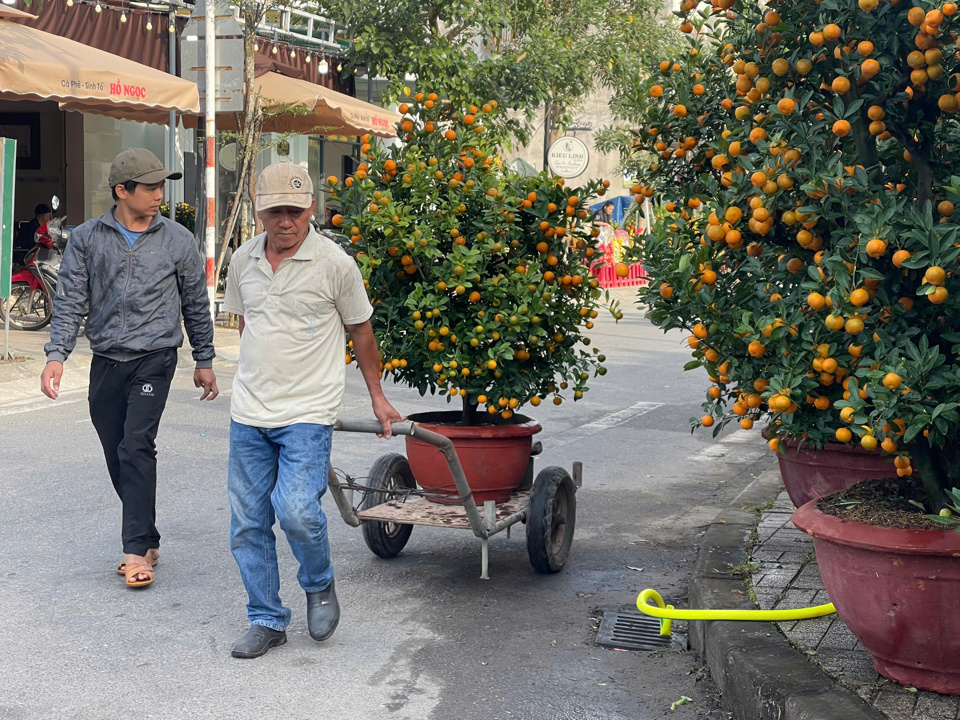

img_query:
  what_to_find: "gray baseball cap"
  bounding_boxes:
[108,148,182,187]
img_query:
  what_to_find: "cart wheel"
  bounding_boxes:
[361,453,417,559]
[526,466,577,574]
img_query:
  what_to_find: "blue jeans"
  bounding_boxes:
[228,420,334,631]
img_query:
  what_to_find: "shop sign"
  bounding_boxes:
[547,136,590,179]
[0,137,15,298]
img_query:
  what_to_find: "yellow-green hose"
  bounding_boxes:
[637,589,836,636]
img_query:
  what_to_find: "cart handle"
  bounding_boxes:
[333,419,417,437]
[332,418,490,539]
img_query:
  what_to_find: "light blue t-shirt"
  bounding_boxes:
[117,222,144,249]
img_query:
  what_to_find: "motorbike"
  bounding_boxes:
[1,196,70,331]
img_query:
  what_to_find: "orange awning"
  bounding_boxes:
[216,72,401,138]
[0,8,199,122]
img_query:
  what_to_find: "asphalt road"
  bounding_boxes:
[0,302,772,720]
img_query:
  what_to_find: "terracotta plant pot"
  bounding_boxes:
[775,438,896,507]
[405,411,542,505]
[793,500,960,694]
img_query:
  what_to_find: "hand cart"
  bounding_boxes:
[328,419,582,579]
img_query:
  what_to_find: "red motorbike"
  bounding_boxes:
[1,215,69,331]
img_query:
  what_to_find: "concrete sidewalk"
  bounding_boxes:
[689,467,958,720]
[0,325,241,407]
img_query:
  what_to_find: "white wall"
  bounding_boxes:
[510,85,630,202]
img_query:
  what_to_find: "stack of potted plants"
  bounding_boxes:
[606,0,960,694]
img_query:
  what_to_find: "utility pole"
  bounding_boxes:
[204,0,217,321]
[168,7,177,221]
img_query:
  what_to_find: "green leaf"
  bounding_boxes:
[844,99,863,119]
[904,423,926,444]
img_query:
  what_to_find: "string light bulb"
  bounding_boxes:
[304,54,311,63]
[65,0,73,6]
[318,59,329,74]
[94,1,102,12]
[168,23,175,33]
[336,63,342,72]
[120,10,127,22]
[145,18,152,30]
[271,45,278,55]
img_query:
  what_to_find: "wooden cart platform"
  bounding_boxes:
[356,490,532,529]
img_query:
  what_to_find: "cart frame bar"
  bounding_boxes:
[330,419,515,540]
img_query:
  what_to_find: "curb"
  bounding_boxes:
[0,332,239,408]
[689,468,886,720]
[0,354,92,406]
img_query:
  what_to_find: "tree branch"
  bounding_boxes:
[445,23,469,42]
[847,81,880,171]
[888,123,935,209]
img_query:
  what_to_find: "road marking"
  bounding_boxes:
[693,428,767,463]
[0,397,83,416]
[719,429,757,444]
[564,401,664,440]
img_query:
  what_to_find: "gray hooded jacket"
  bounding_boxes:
[45,208,215,368]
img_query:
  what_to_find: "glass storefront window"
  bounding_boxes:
[83,114,167,220]
[82,114,191,222]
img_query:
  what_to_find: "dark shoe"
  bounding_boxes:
[306,580,340,641]
[231,624,287,659]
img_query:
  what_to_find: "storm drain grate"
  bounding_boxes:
[595,610,676,651]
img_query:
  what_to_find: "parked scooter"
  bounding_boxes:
[0,196,70,331]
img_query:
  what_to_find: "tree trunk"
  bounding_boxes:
[461,395,478,426]
[240,199,252,244]
[541,99,552,171]
[248,141,263,236]
[542,101,565,171]
[911,441,948,512]
[240,3,260,239]
[849,82,880,171]
[914,151,935,209]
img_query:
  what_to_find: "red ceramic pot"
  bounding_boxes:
[405,411,542,505]
[775,438,896,508]
[793,500,960,694]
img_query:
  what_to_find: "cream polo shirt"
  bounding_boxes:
[222,228,373,428]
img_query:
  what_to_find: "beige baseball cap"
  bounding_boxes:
[108,148,182,187]
[256,163,314,211]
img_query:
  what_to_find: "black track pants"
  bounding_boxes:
[88,349,176,556]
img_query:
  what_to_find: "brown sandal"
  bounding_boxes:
[124,563,154,588]
[116,551,159,575]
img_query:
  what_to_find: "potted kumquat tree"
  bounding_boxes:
[604,0,960,694]
[331,93,618,505]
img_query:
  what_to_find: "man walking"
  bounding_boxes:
[223,162,400,659]
[41,148,218,589]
